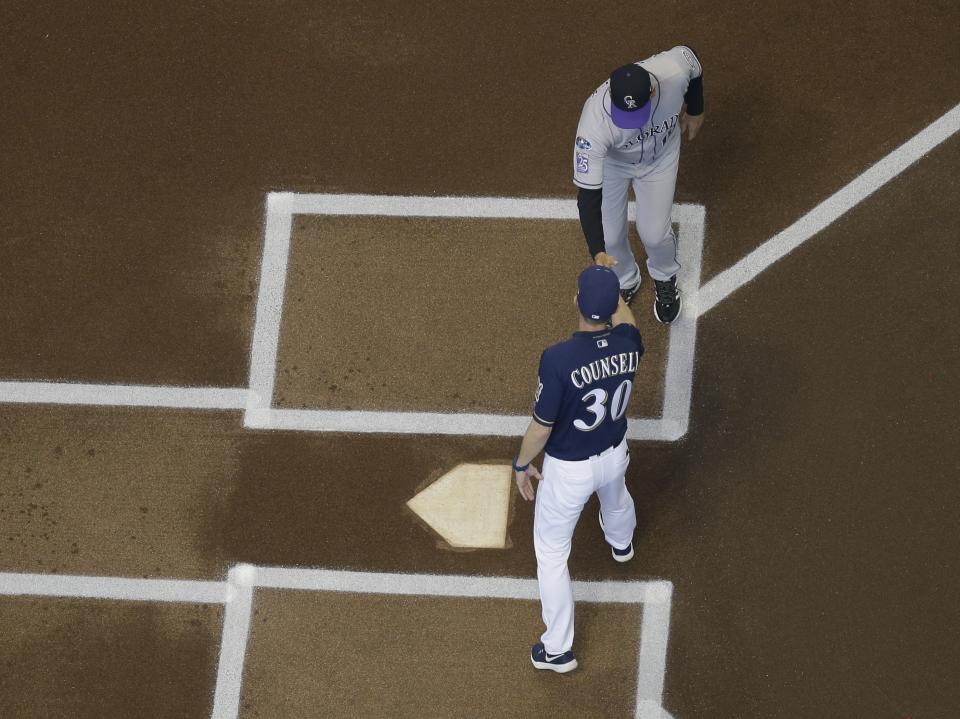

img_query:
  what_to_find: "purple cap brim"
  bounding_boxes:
[610,100,652,130]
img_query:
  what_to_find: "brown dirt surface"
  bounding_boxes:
[1,1,959,718]
[240,589,641,719]
[273,216,667,417]
[660,136,960,718]
[0,596,222,719]
[3,2,957,387]
[0,404,243,578]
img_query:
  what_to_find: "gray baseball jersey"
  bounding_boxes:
[573,46,703,188]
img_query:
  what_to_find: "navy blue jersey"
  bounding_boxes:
[533,323,644,460]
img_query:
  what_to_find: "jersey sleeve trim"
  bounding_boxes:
[532,411,555,427]
[676,45,703,79]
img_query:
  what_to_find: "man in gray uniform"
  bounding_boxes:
[573,46,704,324]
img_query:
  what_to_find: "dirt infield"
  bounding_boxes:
[0,596,221,719]
[273,216,667,416]
[241,591,640,719]
[2,2,959,718]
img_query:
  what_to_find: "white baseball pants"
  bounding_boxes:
[534,438,636,654]
[601,141,682,287]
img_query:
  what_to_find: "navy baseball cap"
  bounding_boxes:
[577,266,620,321]
[609,64,652,129]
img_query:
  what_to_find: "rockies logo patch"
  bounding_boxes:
[575,152,589,174]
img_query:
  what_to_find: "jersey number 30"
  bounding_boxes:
[573,379,633,432]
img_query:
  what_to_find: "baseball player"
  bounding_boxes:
[513,265,643,672]
[574,45,704,324]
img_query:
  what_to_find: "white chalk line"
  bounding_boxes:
[0,571,228,603]
[0,566,674,719]
[289,192,704,226]
[247,191,294,417]
[246,407,675,441]
[0,382,248,410]
[696,102,960,315]
[252,566,671,604]
[243,195,705,441]
[662,205,705,440]
[211,567,255,719]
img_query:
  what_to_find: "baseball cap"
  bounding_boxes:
[577,266,620,322]
[609,64,652,129]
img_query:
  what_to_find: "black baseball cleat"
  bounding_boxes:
[653,276,682,325]
[620,277,641,305]
[530,642,578,673]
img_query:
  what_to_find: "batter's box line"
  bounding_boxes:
[244,193,706,441]
[0,567,676,719]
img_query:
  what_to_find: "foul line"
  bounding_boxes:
[697,102,960,315]
[245,195,705,441]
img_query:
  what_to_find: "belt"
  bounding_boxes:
[547,442,621,463]
[589,444,619,460]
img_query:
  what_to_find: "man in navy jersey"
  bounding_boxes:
[513,265,643,673]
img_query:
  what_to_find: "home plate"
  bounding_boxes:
[406,463,512,549]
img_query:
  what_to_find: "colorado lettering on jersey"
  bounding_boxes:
[570,351,641,389]
[573,45,702,189]
[619,114,679,150]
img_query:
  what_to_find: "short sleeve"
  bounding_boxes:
[533,351,563,426]
[573,99,608,189]
[675,45,703,79]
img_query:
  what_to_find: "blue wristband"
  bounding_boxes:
[512,456,530,472]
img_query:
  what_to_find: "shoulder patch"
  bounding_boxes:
[575,152,590,174]
[681,47,698,69]
[575,136,592,150]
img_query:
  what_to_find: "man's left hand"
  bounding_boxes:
[681,111,704,140]
[514,465,542,502]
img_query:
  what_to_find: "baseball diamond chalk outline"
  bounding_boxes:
[0,568,675,719]
[243,193,705,441]
[0,102,957,436]
[0,104,954,719]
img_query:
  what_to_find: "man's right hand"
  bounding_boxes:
[594,252,618,268]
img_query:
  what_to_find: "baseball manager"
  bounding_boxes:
[574,45,704,324]
[513,265,642,673]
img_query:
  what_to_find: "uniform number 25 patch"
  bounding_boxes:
[575,152,590,174]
